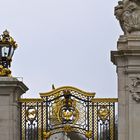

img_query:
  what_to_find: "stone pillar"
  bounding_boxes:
[0,77,28,140]
[111,34,140,140]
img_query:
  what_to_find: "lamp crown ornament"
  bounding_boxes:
[0,30,18,77]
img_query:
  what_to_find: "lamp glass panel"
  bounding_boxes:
[2,46,9,57]
[9,47,14,58]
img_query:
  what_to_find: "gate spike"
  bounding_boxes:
[52,84,55,90]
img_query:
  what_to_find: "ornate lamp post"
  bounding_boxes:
[0,30,18,76]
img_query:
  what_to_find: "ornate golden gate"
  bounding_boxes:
[19,86,118,140]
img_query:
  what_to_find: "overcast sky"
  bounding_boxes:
[0,0,122,98]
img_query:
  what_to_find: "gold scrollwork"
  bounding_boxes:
[85,130,92,138]
[98,106,110,121]
[63,125,73,132]
[26,106,37,122]
[40,86,95,97]
[43,131,51,139]
[51,98,79,124]
[0,65,11,77]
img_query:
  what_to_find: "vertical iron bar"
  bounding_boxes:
[37,102,39,140]
[20,102,22,140]
[46,97,48,131]
[103,123,105,140]
[100,124,101,140]
[87,97,89,140]
[97,103,98,140]
[25,103,27,140]
[92,102,94,140]
[31,123,32,140]
[105,123,107,140]
[41,101,43,140]
[113,102,116,140]
[28,124,29,140]
[33,123,35,140]
[109,102,110,140]
[87,99,89,131]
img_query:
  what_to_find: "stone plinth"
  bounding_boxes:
[111,35,140,140]
[0,77,28,140]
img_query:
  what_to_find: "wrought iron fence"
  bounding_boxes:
[19,86,118,140]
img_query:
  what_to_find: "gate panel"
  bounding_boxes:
[40,86,95,139]
[19,99,44,140]
[92,98,118,140]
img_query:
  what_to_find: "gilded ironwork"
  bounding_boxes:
[92,100,117,140]
[19,98,43,102]
[51,97,79,124]
[20,100,44,140]
[40,86,95,97]
[92,98,118,102]
[26,106,37,122]
[98,105,110,121]
[0,65,11,77]
[85,130,92,138]
[43,131,51,139]
[19,86,118,140]
[1,30,18,48]
[63,125,73,132]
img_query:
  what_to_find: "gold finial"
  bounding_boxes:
[52,84,55,90]
[3,30,9,37]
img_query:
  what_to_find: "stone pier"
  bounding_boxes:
[112,0,140,139]
[0,77,28,140]
[111,34,140,140]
